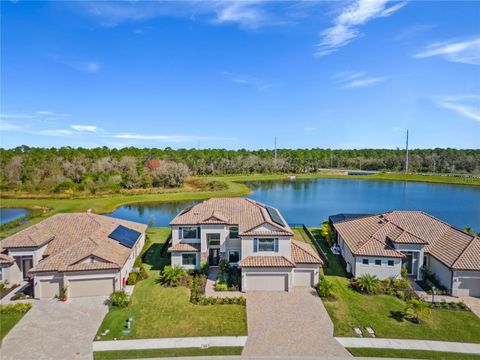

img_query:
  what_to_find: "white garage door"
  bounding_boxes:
[245,274,287,291]
[456,277,480,297]
[68,278,115,298]
[39,279,61,299]
[294,270,313,287]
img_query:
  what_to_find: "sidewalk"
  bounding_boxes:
[93,336,248,352]
[335,337,480,354]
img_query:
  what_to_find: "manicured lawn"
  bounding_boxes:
[311,232,480,343]
[0,312,26,342]
[348,348,480,359]
[96,227,247,340]
[292,227,319,255]
[94,347,243,359]
[309,228,347,277]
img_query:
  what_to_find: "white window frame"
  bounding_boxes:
[229,226,239,239]
[182,227,198,240]
[375,259,381,266]
[228,250,240,264]
[362,258,369,265]
[255,238,278,252]
[182,253,197,266]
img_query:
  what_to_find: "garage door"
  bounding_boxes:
[457,277,480,297]
[68,278,115,298]
[39,279,61,299]
[245,274,287,291]
[293,270,313,287]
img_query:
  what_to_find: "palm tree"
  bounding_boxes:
[405,299,431,324]
[354,274,381,294]
[159,265,187,286]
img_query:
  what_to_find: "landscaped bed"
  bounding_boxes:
[311,229,480,343]
[95,227,247,341]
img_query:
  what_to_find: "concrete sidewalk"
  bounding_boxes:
[93,336,248,352]
[335,337,480,354]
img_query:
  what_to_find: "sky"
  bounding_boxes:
[1,0,479,150]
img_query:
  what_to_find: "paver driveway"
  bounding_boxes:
[242,287,351,357]
[1,297,108,360]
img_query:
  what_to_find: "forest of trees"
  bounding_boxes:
[0,146,479,194]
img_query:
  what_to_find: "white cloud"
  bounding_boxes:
[415,37,480,65]
[304,127,317,132]
[36,129,74,136]
[435,95,480,122]
[49,55,101,73]
[114,134,233,142]
[222,71,278,91]
[0,121,22,131]
[71,125,98,132]
[315,0,406,56]
[213,1,267,28]
[334,70,387,89]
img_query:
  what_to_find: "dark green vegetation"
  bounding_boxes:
[348,348,480,359]
[93,347,244,359]
[0,303,32,342]
[1,146,478,194]
[310,230,480,343]
[96,228,247,340]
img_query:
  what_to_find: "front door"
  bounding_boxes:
[22,257,33,279]
[209,248,219,266]
[403,253,413,275]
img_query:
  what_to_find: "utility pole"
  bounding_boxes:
[404,129,409,174]
[330,151,333,169]
[274,137,277,163]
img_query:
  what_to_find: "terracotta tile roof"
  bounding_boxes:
[333,210,479,270]
[291,240,323,264]
[238,256,295,268]
[0,253,15,264]
[168,242,201,252]
[170,198,292,236]
[0,213,147,274]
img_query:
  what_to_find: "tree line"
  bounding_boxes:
[0,146,478,193]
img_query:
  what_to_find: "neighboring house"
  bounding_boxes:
[169,198,323,292]
[330,211,480,297]
[0,213,146,299]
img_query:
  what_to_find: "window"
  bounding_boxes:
[228,250,240,263]
[182,254,197,266]
[182,227,198,239]
[255,238,277,252]
[229,227,239,239]
[90,256,95,264]
[362,258,369,265]
[375,259,381,266]
[388,260,394,266]
[207,233,220,246]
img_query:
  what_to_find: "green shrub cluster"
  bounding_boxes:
[431,301,470,311]
[316,276,335,300]
[189,275,245,306]
[0,303,32,314]
[214,260,240,291]
[109,291,131,308]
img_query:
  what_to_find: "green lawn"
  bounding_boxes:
[0,312,27,342]
[94,347,243,359]
[348,348,480,359]
[96,227,247,340]
[310,231,480,343]
[292,227,319,254]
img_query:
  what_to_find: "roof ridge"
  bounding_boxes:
[451,235,478,268]
[356,236,403,256]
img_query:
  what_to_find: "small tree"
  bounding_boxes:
[320,221,334,247]
[159,265,187,286]
[405,299,431,324]
[354,274,381,294]
[317,277,335,299]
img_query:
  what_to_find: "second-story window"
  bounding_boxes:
[229,227,239,239]
[182,227,198,239]
[207,233,221,246]
[254,238,278,252]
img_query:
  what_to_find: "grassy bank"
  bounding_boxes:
[1,171,479,238]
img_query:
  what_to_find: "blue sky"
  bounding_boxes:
[1,0,479,150]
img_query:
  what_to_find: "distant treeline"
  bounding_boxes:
[0,146,479,193]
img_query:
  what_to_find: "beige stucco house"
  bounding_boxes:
[169,198,323,291]
[330,211,480,297]
[0,213,146,299]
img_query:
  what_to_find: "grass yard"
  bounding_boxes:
[292,227,319,254]
[348,348,480,359]
[94,347,243,359]
[0,312,27,342]
[96,227,247,340]
[310,231,480,343]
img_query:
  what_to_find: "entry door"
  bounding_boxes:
[403,253,413,275]
[209,248,219,266]
[22,257,33,279]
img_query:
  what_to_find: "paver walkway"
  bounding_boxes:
[1,296,108,360]
[336,337,480,354]
[242,287,351,357]
[204,268,242,298]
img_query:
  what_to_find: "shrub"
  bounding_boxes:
[401,267,408,278]
[109,291,130,308]
[200,261,210,275]
[127,272,139,285]
[215,282,229,291]
[320,221,334,247]
[0,303,32,314]
[159,265,187,286]
[385,287,395,296]
[395,290,405,300]
[219,259,230,273]
[0,283,5,292]
[393,278,410,290]
[317,276,335,299]
[405,299,431,323]
[353,274,381,294]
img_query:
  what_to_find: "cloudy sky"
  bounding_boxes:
[1,0,479,149]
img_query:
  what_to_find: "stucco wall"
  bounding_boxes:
[241,236,291,258]
[338,235,356,275]
[355,256,402,279]
[8,243,48,267]
[171,252,200,270]
[452,270,480,297]
[119,233,146,287]
[1,263,23,285]
[427,255,452,291]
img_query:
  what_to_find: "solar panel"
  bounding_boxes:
[266,206,285,227]
[108,225,141,248]
[179,204,195,215]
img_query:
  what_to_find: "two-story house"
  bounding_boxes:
[169,198,323,292]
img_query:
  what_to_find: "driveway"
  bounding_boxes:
[460,296,480,319]
[242,287,351,357]
[1,297,108,360]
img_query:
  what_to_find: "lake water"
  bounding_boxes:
[0,208,30,225]
[107,178,480,231]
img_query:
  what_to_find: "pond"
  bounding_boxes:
[107,178,480,231]
[0,208,31,226]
